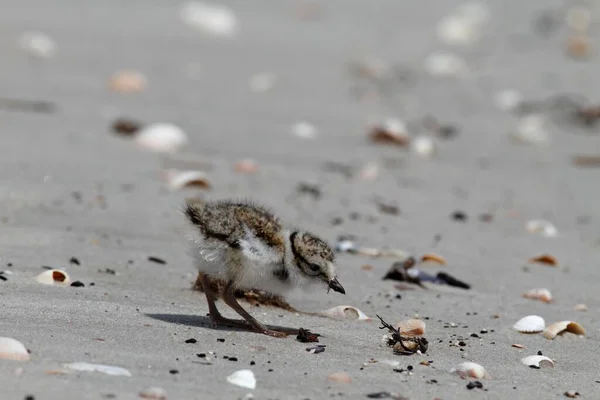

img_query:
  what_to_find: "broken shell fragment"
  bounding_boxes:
[542,321,585,340]
[291,122,318,139]
[395,319,426,337]
[522,288,552,303]
[513,315,545,333]
[420,253,447,265]
[526,220,558,237]
[180,2,238,37]
[234,159,259,174]
[139,387,168,400]
[450,362,490,379]
[512,344,526,349]
[511,115,549,145]
[369,119,410,146]
[19,31,56,58]
[574,304,588,312]
[318,306,370,321]
[0,337,30,361]
[521,355,554,368]
[164,170,210,191]
[36,269,70,285]
[64,362,132,376]
[226,369,256,389]
[528,254,558,266]
[134,123,188,153]
[327,372,352,384]
[109,70,147,93]
[411,136,436,156]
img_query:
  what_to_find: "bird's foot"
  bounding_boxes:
[209,314,250,329]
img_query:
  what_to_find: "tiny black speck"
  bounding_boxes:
[148,256,166,264]
[196,353,206,358]
[470,333,480,338]
[24,396,35,400]
[407,365,413,371]
[217,338,225,342]
[169,369,179,374]
[69,257,80,265]
[537,350,543,355]
[268,369,273,372]
[451,211,468,221]
[0,275,7,281]
[250,361,255,365]
[185,338,197,344]
[70,281,85,287]
[229,357,238,362]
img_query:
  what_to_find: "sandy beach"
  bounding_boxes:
[1,0,599,399]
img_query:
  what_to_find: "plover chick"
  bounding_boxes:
[183,197,345,338]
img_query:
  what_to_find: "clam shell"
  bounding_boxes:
[522,288,552,303]
[521,355,554,368]
[226,369,256,389]
[164,170,210,191]
[36,269,70,285]
[0,337,30,361]
[134,123,188,153]
[542,321,585,340]
[513,315,545,333]
[327,372,352,383]
[450,362,490,379]
[318,306,371,321]
[395,319,426,337]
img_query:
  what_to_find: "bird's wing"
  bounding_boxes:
[238,226,283,266]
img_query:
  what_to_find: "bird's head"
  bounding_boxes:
[289,231,345,294]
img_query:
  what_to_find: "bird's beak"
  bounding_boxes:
[328,276,346,294]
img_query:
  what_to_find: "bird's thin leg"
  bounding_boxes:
[198,273,249,329]
[222,281,299,338]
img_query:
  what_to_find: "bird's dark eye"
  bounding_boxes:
[309,264,320,272]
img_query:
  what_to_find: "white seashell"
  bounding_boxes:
[424,52,467,77]
[36,269,70,285]
[64,362,131,376]
[513,315,545,333]
[249,73,277,93]
[109,70,147,93]
[134,124,188,153]
[139,387,168,400]
[494,89,523,112]
[164,169,210,191]
[335,240,356,253]
[542,321,585,340]
[525,220,558,237]
[511,115,549,145]
[437,15,480,46]
[574,304,588,312]
[412,136,436,157]
[318,306,371,321]
[566,7,591,32]
[180,2,238,37]
[522,288,552,303]
[226,369,256,389]
[19,31,56,58]
[0,337,30,361]
[521,355,554,368]
[395,319,426,337]
[450,362,490,379]
[291,122,318,139]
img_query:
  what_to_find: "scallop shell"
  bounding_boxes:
[521,355,554,368]
[134,123,188,153]
[542,321,585,340]
[318,306,371,321]
[0,337,30,361]
[327,372,352,383]
[109,70,147,93]
[395,319,426,337]
[522,288,552,303]
[450,362,490,379]
[36,269,70,285]
[513,315,545,333]
[164,169,210,191]
[226,369,256,389]
[420,253,447,266]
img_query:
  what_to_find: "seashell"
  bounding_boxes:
[542,321,585,340]
[528,254,558,266]
[318,306,371,321]
[420,253,447,265]
[566,7,591,32]
[139,387,168,400]
[511,115,549,145]
[521,355,554,368]
[180,2,238,37]
[369,119,410,146]
[513,315,545,333]
[566,35,591,59]
[395,319,426,337]
[64,362,131,376]
[36,269,70,285]
[574,304,588,312]
[291,122,318,139]
[494,89,523,112]
[525,220,558,237]
[437,15,480,46]
[134,123,188,153]
[0,337,30,361]
[226,369,256,389]
[327,372,352,383]
[163,170,210,191]
[512,344,526,349]
[522,288,552,303]
[109,70,147,93]
[234,159,259,174]
[19,31,56,58]
[412,136,436,157]
[564,390,580,398]
[450,362,490,379]
[357,161,380,181]
[424,52,467,77]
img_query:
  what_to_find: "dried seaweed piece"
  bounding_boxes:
[112,118,142,136]
[296,328,320,343]
[377,315,428,355]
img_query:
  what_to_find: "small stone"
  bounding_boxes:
[70,281,85,287]
[185,338,197,344]
[169,369,179,374]
[564,391,580,398]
